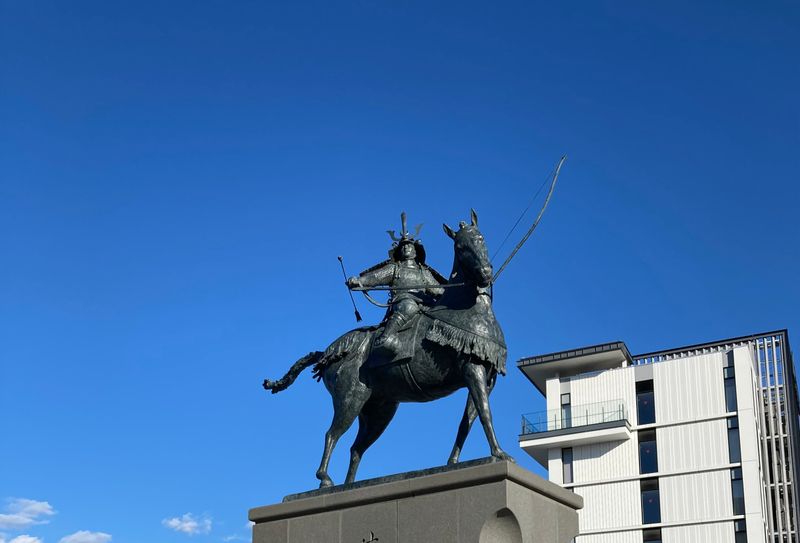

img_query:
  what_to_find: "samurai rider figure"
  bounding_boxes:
[347,212,446,357]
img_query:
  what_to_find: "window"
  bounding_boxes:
[734,519,747,543]
[636,380,655,425]
[561,393,572,429]
[643,528,662,543]
[639,429,658,474]
[640,478,661,524]
[724,364,738,412]
[728,417,742,463]
[562,447,573,484]
[731,468,745,515]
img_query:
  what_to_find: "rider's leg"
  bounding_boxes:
[375,299,417,352]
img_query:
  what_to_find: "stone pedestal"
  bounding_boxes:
[249,458,582,543]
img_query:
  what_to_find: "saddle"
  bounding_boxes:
[366,313,424,369]
[364,310,507,375]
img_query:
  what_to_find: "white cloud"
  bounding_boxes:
[162,513,212,535]
[0,499,56,530]
[221,521,254,542]
[9,536,44,543]
[59,530,112,543]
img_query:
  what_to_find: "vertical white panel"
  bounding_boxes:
[574,439,638,482]
[548,447,562,484]
[742,447,768,539]
[576,481,641,531]
[745,512,768,543]
[657,419,728,471]
[662,521,734,542]
[570,366,637,425]
[745,512,767,543]
[733,346,757,415]
[653,352,726,423]
[660,470,733,522]
[578,531,642,543]
[546,377,561,413]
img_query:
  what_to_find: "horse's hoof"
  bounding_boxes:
[317,475,334,488]
[447,456,459,465]
[493,451,515,463]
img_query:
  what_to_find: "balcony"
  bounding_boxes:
[519,399,632,466]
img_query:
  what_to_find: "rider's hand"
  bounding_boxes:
[346,276,361,288]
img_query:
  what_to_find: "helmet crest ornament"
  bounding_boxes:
[386,211,423,244]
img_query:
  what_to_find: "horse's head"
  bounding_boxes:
[443,209,493,288]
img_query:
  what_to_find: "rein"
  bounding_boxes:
[350,283,466,292]
[360,290,390,308]
[352,282,470,308]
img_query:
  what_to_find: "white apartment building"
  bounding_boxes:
[517,330,799,543]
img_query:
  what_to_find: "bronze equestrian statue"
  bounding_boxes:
[263,210,511,488]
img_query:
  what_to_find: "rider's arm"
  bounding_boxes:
[422,268,445,296]
[355,264,395,288]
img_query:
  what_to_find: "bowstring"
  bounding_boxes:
[349,158,562,304]
[490,165,556,263]
[492,156,565,283]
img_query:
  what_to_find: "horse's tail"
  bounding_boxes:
[263,351,324,394]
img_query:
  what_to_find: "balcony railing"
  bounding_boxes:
[521,399,628,435]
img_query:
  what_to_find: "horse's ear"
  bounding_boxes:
[443,223,456,239]
[470,208,478,227]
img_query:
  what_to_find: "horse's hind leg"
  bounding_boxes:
[344,399,399,484]
[448,371,496,464]
[316,378,371,488]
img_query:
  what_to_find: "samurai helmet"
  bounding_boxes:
[387,212,426,264]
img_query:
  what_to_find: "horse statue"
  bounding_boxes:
[263,210,512,488]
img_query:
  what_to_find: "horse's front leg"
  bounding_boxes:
[448,370,499,464]
[448,395,477,465]
[462,362,513,462]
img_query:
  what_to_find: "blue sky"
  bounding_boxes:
[1,1,798,542]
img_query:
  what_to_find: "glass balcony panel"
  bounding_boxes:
[521,399,628,434]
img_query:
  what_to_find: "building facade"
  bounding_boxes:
[517,330,799,543]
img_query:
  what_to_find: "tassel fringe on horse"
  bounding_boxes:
[425,319,507,375]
